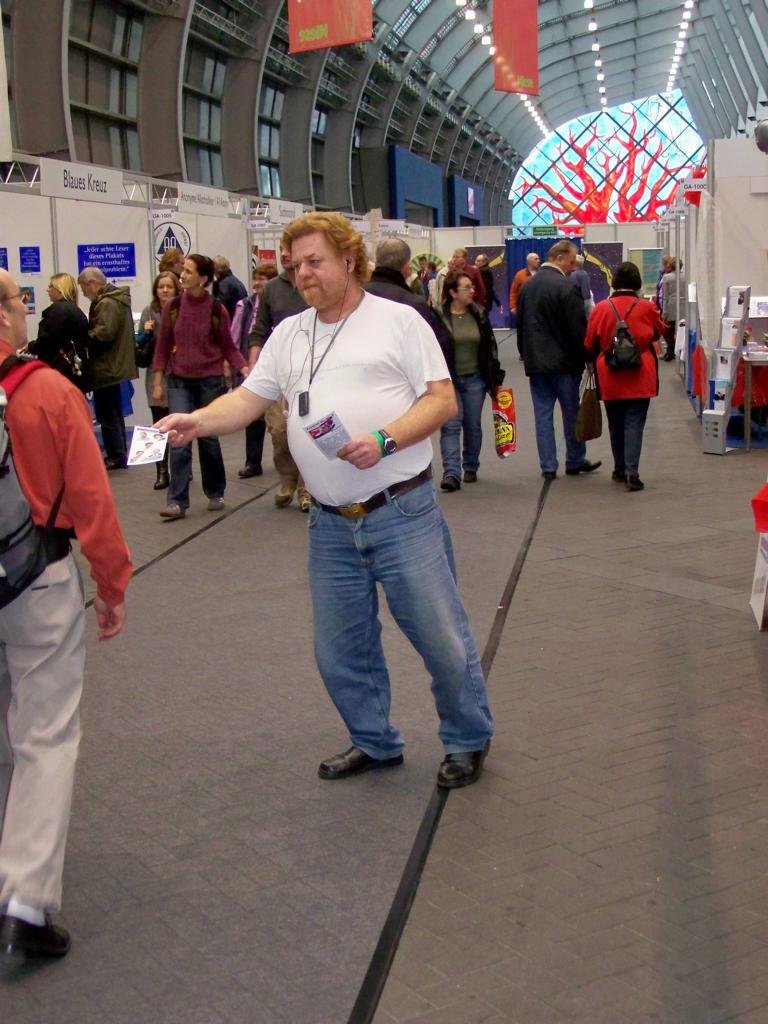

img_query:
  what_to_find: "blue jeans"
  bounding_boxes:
[604,398,650,476]
[308,480,493,757]
[439,372,487,478]
[166,374,228,508]
[529,373,586,473]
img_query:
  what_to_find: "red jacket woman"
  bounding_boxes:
[584,262,664,491]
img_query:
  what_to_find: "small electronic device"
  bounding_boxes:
[298,390,309,417]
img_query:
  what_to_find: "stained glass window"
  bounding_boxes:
[509,92,705,231]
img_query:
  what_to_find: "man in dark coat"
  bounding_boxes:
[212,256,248,318]
[365,237,455,379]
[517,240,600,480]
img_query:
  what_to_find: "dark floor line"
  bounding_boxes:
[347,477,552,1024]
[83,486,271,609]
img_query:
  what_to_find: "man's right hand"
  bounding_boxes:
[94,597,126,640]
[155,412,202,446]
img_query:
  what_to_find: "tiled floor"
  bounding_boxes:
[4,349,768,1024]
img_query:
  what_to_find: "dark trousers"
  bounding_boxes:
[605,397,650,477]
[166,374,227,508]
[245,416,266,471]
[93,383,127,462]
[150,404,170,476]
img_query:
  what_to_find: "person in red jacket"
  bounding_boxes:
[0,268,132,959]
[585,261,664,492]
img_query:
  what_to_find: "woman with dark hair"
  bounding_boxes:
[151,254,248,520]
[136,271,181,489]
[585,261,665,492]
[28,273,91,391]
[435,269,504,491]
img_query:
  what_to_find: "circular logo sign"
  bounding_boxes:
[154,222,192,263]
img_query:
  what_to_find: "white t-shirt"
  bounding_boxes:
[242,292,450,506]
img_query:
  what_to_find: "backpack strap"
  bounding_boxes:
[0,355,47,395]
[0,355,65,532]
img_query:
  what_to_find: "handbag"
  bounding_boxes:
[135,335,155,369]
[575,370,602,442]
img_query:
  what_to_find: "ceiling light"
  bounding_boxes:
[596,72,604,81]
[591,41,600,51]
[678,28,687,37]
[598,86,606,93]
[601,97,607,105]
[474,23,484,33]
[464,8,476,19]
[684,0,694,7]
[682,10,692,19]
[584,0,594,7]
[489,45,495,55]
[481,34,490,45]
[594,58,602,67]
[588,20,598,31]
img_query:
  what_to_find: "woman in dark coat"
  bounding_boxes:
[585,261,665,492]
[28,273,91,391]
[436,269,505,492]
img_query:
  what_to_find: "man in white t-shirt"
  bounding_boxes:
[158,212,494,789]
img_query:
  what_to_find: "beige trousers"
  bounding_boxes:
[0,554,85,913]
[265,399,309,498]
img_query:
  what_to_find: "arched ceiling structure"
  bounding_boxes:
[374,0,768,164]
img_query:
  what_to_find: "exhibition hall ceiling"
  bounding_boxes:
[374,0,768,161]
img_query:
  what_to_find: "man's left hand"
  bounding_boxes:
[337,433,382,469]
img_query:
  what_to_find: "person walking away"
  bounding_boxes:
[77,267,137,470]
[248,246,311,511]
[28,273,91,392]
[0,267,131,959]
[661,257,685,362]
[136,272,181,489]
[157,212,493,789]
[212,256,248,319]
[585,261,664,491]
[230,261,277,478]
[151,254,247,520]
[517,240,601,480]
[436,270,504,491]
[509,252,540,317]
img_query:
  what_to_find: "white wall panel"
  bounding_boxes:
[0,191,55,337]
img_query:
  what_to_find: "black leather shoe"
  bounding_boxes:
[0,914,71,958]
[437,742,490,789]
[238,465,263,479]
[440,475,461,492]
[104,457,127,471]
[565,460,602,476]
[541,470,557,481]
[318,746,404,780]
[626,475,645,492]
[463,471,478,483]
[611,470,626,483]
[153,469,170,490]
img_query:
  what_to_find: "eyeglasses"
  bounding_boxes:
[456,284,475,291]
[0,292,21,305]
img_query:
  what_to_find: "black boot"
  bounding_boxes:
[153,461,170,490]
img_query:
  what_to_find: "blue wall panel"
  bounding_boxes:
[388,147,444,226]
[447,174,484,226]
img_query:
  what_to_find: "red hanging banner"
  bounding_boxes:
[287,0,373,55]
[494,0,539,95]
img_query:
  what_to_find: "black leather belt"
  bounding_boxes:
[314,466,433,520]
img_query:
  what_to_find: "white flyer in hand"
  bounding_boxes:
[128,426,168,465]
[304,411,351,459]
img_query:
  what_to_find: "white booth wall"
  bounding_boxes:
[712,138,768,298]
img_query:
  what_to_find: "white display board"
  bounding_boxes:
[0,191,56,336]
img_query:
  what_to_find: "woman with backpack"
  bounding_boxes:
[136,271,181,490]
[28,273,91,392]
[584,261,664,492]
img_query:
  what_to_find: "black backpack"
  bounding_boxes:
[0,356,69,609]
[605,298,641,371]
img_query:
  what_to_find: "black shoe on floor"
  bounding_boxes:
[611,470,626,483]
[463,471,478,483]
[626,475,645,492]
[104,457,127,471]
[153,469,170,490]
[440,475,461,492]
[0,914,71,958]
[318,746,404,780]
[565,460,602,476]
[541,470,557,481]
[437,742,490,789]
[238,465,263,479]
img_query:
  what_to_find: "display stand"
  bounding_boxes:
[701,284,750,455]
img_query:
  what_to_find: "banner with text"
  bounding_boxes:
[288,0,372,54]
[40,158,124,205]
[494,0,539,95]
[177,183,232,217]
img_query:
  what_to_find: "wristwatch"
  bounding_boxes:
[377,429,398,457]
